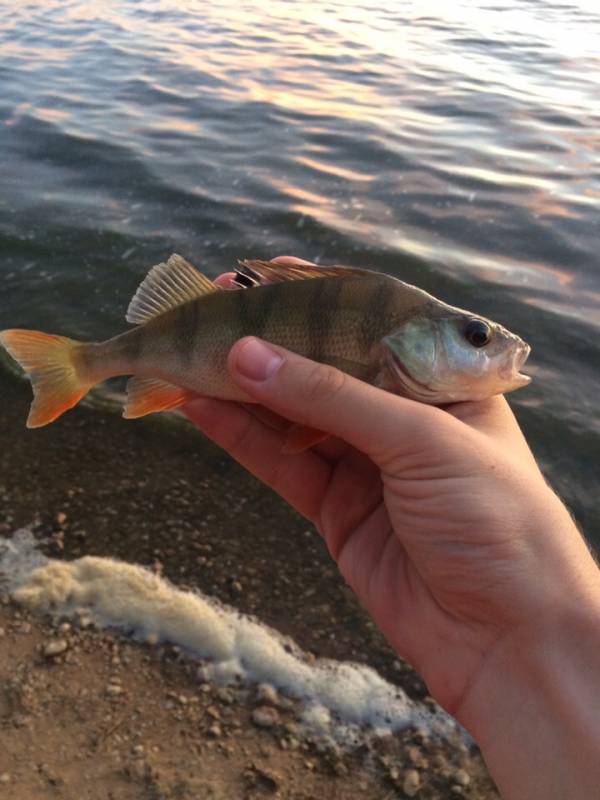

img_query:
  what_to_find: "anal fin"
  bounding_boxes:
[124,377,193,419]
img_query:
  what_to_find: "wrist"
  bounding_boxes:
[457,583,600,799]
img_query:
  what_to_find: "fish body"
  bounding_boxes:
[0,255,531,442]
[86,269,423,400]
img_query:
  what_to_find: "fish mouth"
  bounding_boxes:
[501,341,531,386]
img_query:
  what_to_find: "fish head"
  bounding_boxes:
[382,311,531,404]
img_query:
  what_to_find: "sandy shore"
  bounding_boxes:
[0,375,499,799]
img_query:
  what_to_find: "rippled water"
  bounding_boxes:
[1,0,599,545]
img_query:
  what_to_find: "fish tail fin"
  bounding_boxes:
[0,329,94,427]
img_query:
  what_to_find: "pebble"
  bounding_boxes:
[0,773,10,784]
[251,706,280,729]
[207,723,222,738]
[407,746,424,766]
[0,627,5,637]
[56,511,67,525]
[43,639,69,658]
[454,768,471,787]
[402,769,421,797]
[106,684,123,697]
[256,683,279,707]
[216,687,234,705]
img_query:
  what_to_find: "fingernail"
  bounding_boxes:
[234,338,283,382]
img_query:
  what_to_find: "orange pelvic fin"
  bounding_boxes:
[123,376,193,419]
[282,423,329,454]
[0,329,92,428]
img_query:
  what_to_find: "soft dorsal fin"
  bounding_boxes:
[234,259,372,288]
[126,254,220,325]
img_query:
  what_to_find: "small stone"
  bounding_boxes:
[0,773,10,784]
[454,768,471,787]
[432,753,446,770]
[43,639,69,658]
[252,706,280,729]
[56,512,67,525]
[402,769,421,797]
[256,683,279,707]
[332,760,348,777]
[407,745,428,768]
[0,627,5,637]
[128,760,149,781]
[207,723,222,738]
[216,687,234,705]
[106,684,123,697]
[132,744,145,757]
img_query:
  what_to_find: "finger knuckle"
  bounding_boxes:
[304,363,347,405]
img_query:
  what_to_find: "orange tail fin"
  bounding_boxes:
[0,329,93,427]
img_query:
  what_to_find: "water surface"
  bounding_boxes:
[1,0,599,544]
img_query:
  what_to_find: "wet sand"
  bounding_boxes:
[0,375,499,798]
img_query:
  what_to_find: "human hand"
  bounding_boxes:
[185,258,600,798]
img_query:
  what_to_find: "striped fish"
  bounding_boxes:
[0,255,530,451]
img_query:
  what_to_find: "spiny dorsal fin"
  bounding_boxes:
[126,254,220,325]
[235,259,373,288]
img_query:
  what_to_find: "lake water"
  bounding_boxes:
[1,0,599,546]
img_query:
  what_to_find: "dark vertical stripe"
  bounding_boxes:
[359,279,394,353]
[309,278,343,361]
[236,285,252,334]
[177,302,197,364]
[250,283,278,339]
[191,296,205,357]
[121,327,144,364]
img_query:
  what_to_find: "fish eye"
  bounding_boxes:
[464,319,491,348]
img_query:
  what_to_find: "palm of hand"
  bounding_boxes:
[313,399,553,713]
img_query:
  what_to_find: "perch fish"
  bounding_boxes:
[0,255,530,451]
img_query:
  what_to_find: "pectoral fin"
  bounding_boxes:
[124,377,193,419]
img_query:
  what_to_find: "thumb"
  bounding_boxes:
[227,337,438,463]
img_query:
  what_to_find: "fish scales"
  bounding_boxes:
[0,254,531,435]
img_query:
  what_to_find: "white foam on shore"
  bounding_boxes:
[0,529,458,745]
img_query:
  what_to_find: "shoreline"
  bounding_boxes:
[0,373,499,798]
